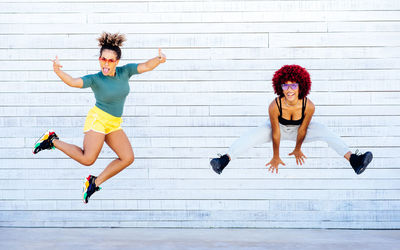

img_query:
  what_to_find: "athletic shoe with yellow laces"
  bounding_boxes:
[33,130,59,154]
[83,175,101,204]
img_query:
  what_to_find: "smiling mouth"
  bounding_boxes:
[287,92,295,97]
[103,67,110,74]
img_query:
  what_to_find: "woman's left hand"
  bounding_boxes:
[158,48,167,63]
[289,149,307,165]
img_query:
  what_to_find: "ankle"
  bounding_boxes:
[94,178,100,187]
[344,151,352,161]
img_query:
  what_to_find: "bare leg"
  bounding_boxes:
[53,130,105,166]
[95,129,134,186]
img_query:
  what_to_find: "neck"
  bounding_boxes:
[104,70,116,77]
[284,97,299,107]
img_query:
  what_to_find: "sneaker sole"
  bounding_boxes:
[82,176,91,204]
[357,152,373,175]
[32,129,54,154]
[210,159,222,175]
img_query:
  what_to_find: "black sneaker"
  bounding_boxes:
[350,150,373,175]
[83,175,101,204]
[210,154,230,174]
[33,130,59,154]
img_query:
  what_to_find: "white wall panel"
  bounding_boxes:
[0,0,399,229]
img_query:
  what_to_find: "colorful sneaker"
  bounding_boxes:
[83,175,101,204]
[210,154,230,175]
[350,150,373,175]
[33,130,59,154]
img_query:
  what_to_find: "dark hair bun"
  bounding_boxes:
[97,32,126,47]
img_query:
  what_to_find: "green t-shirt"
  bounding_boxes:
[81,63,139,117]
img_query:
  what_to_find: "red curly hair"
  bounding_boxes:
[272,65,311,99]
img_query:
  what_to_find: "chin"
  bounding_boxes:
[102,67,112,75]
[286,95,296,101]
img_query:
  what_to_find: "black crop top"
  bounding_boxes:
[275,97,307,126]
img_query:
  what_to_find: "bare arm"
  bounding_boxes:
[269,100,281,158]
[294,99,315,150]
[266,99,286,174]
[52,56,83,88]
[137,48,167,74]
[288,98,315,165]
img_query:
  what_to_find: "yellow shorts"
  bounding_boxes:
[83,106,123,134]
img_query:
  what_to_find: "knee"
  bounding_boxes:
[123,154,135,167]
[81,157,97,166]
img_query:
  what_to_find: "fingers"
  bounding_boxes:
[268,166,278,174]
[297,156,305,165]
[52,56,59,65]
[267,160,284,174]
[159,48,165,58]
[52,56,63,71]
[268,163,276,173]
[158,48,166,63]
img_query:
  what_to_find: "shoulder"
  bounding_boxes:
[81,72,100,82]
[120,63,139,76]
[117,64,127,74]
[268,98,279,114]
[120,63,138,70]
[305,98,315,114]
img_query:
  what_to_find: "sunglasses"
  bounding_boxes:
[99,57,117,63]
[281,83,299,91]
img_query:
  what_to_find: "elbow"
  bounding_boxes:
[70,79,82,88]
[138,64,151,74]
[272,132,280,141]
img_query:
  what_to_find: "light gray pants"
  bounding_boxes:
[226,121,350,159]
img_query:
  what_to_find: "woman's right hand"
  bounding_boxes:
[52,56,63,72]
[266,156,286,174]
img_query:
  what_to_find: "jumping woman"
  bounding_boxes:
[210,65,373,175]
[33,32,167,203]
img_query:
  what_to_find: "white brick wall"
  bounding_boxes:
[0,0,399,228]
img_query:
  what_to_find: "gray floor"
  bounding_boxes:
[1,228,399,250]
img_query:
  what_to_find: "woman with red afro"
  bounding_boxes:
[210,65,373,175]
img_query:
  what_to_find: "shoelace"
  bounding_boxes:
[210,153,222,161]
